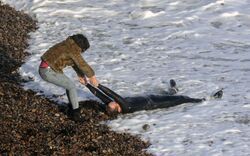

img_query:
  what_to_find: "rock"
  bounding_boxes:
[142,124,150,131]
[55,113,60,117]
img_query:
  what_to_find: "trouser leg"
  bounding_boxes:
[39,68,79,109]
[148,95,204,110]
[66,89,78,109]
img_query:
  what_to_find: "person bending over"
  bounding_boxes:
[86,80,223,115]
[39,34,99,122]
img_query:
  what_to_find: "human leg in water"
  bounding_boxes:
[125,88,223,113]
[166,79,223,101]
[149,86,224,110]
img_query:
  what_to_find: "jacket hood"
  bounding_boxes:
[69,34,90,53]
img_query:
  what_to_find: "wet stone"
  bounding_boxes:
[142,124,150,131]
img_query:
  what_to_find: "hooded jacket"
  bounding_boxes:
[41,37,95,78]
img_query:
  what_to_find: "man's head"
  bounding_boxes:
[106,101,122,115]
[70,34,90,52]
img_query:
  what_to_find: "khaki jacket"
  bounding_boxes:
[41,38,95,78]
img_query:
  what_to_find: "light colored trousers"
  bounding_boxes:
[39,67,79,109]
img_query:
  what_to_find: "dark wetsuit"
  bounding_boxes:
[86,84,204,114]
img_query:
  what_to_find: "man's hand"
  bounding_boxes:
[79,76,88,85]
[88,75,99,87]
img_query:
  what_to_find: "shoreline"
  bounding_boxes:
[0,2,151,155]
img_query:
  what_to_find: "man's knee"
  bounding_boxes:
[63,79,76,90]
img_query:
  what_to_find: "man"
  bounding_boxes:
[86,80,223,114]
[39,34,99,122]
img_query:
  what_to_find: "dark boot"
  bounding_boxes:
[211,88,223,99]
[168,79,179,95]
[170,79,177,88]
[68,107,85,122]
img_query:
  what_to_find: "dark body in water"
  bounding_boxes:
[86,82,220,114]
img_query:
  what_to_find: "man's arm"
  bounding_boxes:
[86,84,122,113]
[86,83,113,104]
[97,84,129,113]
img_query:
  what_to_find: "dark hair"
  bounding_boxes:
[70,34,90,51]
